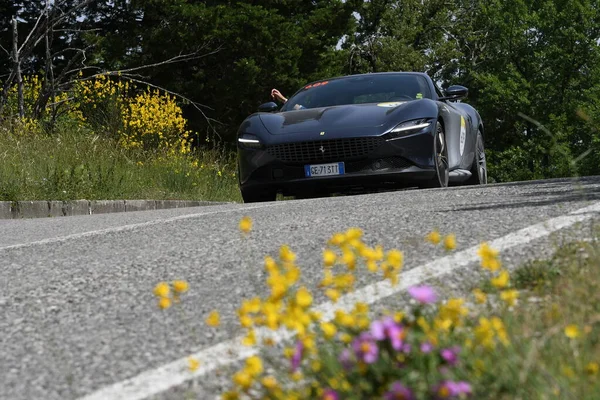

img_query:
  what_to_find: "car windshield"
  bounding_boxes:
[280,74,432,111]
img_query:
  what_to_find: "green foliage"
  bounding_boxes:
[3,0,600,185]
[0,122,240,202]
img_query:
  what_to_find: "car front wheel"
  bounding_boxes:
[420,121,449,188]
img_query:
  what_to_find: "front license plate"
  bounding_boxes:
[304,162,345,177]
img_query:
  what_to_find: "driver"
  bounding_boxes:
[271,88,304,110]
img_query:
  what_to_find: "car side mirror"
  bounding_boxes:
[258,102,279,112]
[440,85,468,101]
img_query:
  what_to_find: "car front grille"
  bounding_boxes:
[266,137,384,163]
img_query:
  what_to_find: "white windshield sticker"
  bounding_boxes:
[377,102,406,108]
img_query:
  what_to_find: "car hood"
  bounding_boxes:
[258,102,417,135]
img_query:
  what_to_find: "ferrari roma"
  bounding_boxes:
[236,72,487,203]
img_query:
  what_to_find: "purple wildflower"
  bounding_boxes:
[440,346,461,366]
[352,332,379,364]
[401,343,411,354]
[420,341,434,353]
[433,380,473,398]
[384,381,415,400]
[291,340,304,372]
[338,348,354,370]
[408,285,438,304]
[370,317,405,351]
[322,388,340,400]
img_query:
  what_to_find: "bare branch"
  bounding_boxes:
[17,8,45,54]
[106,46,222,76]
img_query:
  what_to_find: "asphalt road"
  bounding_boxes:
[1,176,600,400]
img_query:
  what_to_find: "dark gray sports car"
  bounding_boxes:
[236,72,487,203]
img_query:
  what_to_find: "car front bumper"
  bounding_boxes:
[238,130,436,196]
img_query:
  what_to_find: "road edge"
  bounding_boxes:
[0,200,234,219]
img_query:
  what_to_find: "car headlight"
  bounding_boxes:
[238,133,263,149]
[386,119,433,141]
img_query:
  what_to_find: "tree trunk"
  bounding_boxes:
[12,18,24,118]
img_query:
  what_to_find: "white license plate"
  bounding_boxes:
[304,162,345,177]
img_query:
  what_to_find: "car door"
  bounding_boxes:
[434,86,475,171]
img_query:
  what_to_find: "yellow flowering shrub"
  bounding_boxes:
[76,75,192,154]
[118,89,191,154]
[2,74,193,155]
[2,75,85,134]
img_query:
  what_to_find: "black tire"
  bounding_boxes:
[241,187,277,203]
[420,121,449,188]
[465,130,487,185]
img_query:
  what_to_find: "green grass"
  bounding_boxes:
[474,237,600,399]
[0,125,241,202]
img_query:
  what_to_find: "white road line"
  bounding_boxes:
[0,202,287,252]
[79,201,600,400]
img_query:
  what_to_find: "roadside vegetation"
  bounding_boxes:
[0,75,240,202]
[155,220,600,399]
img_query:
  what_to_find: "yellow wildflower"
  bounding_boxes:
[444,234,456,250]
[354,302,369,314]
[366,260,378,272]
[221,391,240,400]
[328,233,346,246]
[323,249,337,267]
[326,288,341,302]
[491,270,510,289]
[240,297,261,314]
[295,287,313,308]
[239,216,252,234]
[346,227,363,240]
[438,298,468,327]
[311,360,322,372]
[491,317,510,346]
[386,249,404,269]
[291,371,303,381]
[279,245,296,263]
[321,322,337,339]
[586,362,599,376]
[242,329,257,346]
[245,355,263,376]
[261,376,278,390]
[153,282,170,298]
[426,230,441,244]
[565,324,580,339]
[320,269,334,287]
[264,256,278,273]
[239,314,253,328]
[561,366,575,379]
[342,249,356,270]
[478,242,501,271]
[340,333,353,343]
[394,312,404,323]
[232,370,253,390]
[474,317,495,349]
[206,310,221,327]
[500,289,519,307]
[172,280,189,294]
[188,357,200,372]
[472,288,487,304]
[158,297,172,310]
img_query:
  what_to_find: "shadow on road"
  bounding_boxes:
[443,176,600,213]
